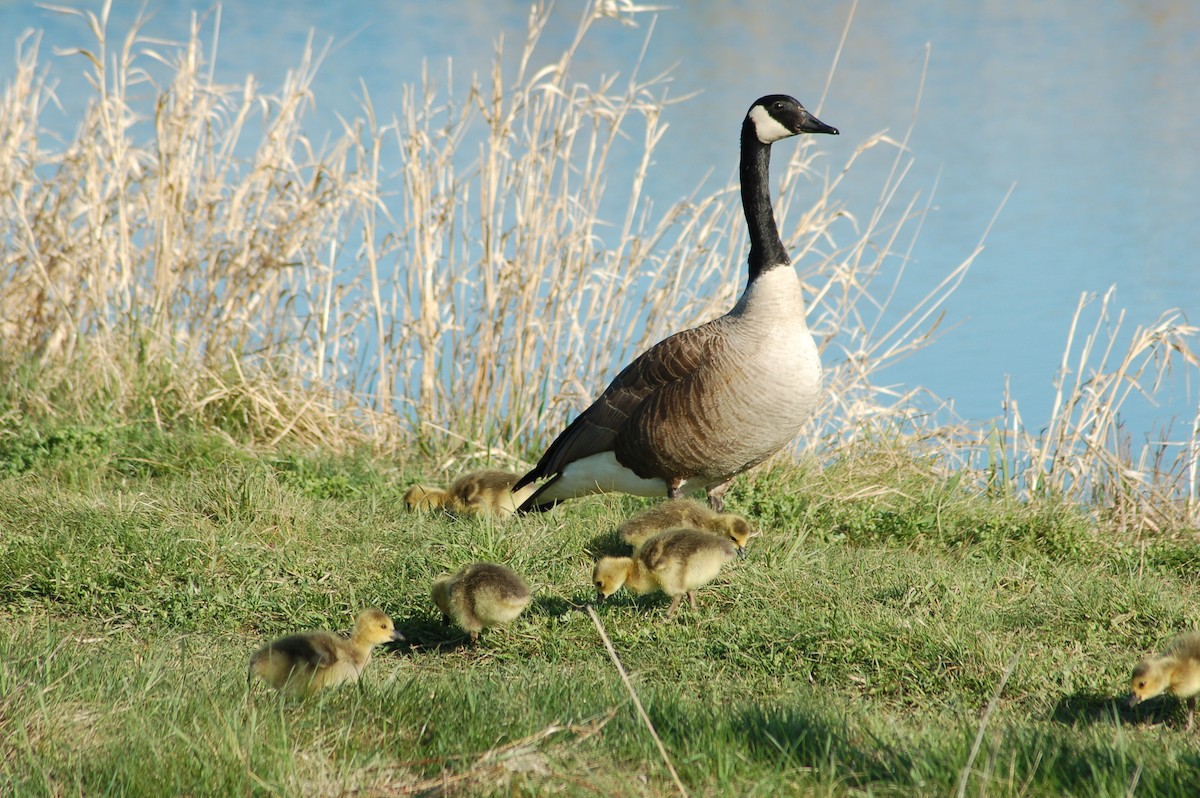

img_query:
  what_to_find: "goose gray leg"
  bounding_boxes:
[706,480,733,512]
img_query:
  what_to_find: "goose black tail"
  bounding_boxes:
[514,475,561,514]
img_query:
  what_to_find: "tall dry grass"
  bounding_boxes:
[984,290,1200,531]
[1,1,1196,528]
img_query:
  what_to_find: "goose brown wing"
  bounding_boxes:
[515,324,718,488]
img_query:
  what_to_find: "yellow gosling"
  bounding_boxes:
[431,562,532,643]
[593,527,738,619]
[403,470,537,518]
[248,608,402,697]
[618,498,758,557]
[1128,632,1200,729]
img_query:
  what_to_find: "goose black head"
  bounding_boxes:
[747,94,839,144]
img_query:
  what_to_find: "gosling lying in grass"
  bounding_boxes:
[593,527,738,619]
[248,608,402,696]
[404,470,537,518]
[432,562,532,643]
[617,498,758,557]
[1128,632,1200,729]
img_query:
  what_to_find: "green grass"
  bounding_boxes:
[2,414,1199,796]
[3,4,1196,792]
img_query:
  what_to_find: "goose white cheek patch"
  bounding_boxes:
[748,105,795,144]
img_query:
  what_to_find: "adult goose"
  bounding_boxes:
[515,94,837,512]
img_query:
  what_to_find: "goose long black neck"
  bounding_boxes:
[740,118,789,282]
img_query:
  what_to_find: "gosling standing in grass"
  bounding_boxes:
[593,528,738,619]
[404,470,536,518]
[1128,632,1200,729]
[618,498,758,558]
[248,608,402,696]
[432,562,533,644]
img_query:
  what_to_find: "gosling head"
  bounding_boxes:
[352,608,404,646]
[451,481,487,514]
[404,484,445,511]
[714,514,760,559]
[592,557,631,603]
[1128,658,1171,707]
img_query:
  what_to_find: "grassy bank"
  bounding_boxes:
[3,3,1195,528]
[3,2,1200,794]
[2,414,1199,796]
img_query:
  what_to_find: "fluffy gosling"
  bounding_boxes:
[404,470,536,518]
[248,608,402,696]
[618,498,758,557]
[593,527,738,619]
[432,562,533,643]
[1128,632,1200,729]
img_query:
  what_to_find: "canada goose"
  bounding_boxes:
[514,95,837,513]
[247,608,402,696]
[1128,632,1200,729]
[404,470,537,518]
[592,527,738,619]
[431,562,533,643]
[618,498,758,558]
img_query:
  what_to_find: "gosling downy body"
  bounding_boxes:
[618,498,758,557]
[593,527,738,619]
[1128,632,1200,729]
[247,608,402,696]
[514,95,838,513]
[432,562,533,643]
[404,470,536,518]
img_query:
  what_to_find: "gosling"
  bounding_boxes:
[593,527,738,619]
[1128,632,1200,729]
[432,562,532,643]
[247,608,403,696]
[404,470,536,518]
[618,498,758,557]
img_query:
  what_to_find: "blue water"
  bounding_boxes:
[4,0,1197,440]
